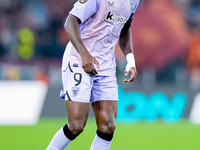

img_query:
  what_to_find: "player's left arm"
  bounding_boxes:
[119,13,137,83]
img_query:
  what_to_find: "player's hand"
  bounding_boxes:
[81,52,100,76]
[123,67,137,83]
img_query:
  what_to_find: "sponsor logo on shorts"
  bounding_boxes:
[105,11,128,23]
[72,87,80,97]
[79,0,88,4]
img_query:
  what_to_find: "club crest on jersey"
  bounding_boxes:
[79,0,88,3]
[105,11,128,23]
[72,87,80,97]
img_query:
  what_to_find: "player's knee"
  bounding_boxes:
[107,121,116,133]
[100,120,116,134]
[68,120,85,135]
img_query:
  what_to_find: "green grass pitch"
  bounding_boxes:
[0,118,199,150]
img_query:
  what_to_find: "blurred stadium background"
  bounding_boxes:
[0,0,200,149]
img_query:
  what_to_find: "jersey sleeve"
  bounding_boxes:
[126,0,139,28]
[69,0,102,24]
[131,0,140,14]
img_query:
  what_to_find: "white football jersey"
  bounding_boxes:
[62,0,139,76]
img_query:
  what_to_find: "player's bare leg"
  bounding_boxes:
[90,101,118,150]
[47,100,89,150]
[66,100,89,135]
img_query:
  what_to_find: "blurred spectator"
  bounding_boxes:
[35,71,49,85]
[34,62,49,85]
[6,67,21,80]
[0,0,75,59]
[17,28,35,60]
[0,0,200,86]
[187,29,200,89]
[187,0,200,28]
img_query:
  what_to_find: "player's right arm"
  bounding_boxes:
[64,15,99,76]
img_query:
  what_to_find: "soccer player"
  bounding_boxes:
[47,0,139,149]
